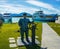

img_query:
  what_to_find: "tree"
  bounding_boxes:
[0,16,4,29]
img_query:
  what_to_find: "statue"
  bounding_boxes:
[30,21,37,45]
[18,13,31,42]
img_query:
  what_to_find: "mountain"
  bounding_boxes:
[11,12,32,17]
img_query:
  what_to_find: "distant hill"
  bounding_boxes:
[11,12,32,17]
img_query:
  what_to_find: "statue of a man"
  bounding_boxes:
[18,13,31,42]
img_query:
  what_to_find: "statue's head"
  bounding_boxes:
[23,13,27,18]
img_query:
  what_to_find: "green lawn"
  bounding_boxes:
[48,22,60,36]
[0,22,42,49]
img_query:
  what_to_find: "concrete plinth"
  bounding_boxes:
[17,37,40,46]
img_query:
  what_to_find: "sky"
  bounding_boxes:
[0,0,60,15]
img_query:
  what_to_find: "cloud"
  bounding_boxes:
[0,0,39,14]
[0,3,39,14]
[0,0,60,15]
[26,1,60,13]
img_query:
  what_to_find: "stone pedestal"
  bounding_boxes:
[17,37,40,46]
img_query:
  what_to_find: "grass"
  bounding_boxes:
[0,22,42,49]
[48,22,60,36]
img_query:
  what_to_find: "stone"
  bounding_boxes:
[17,37,40,46]
[9,37,15,40]
[9,37,15,43]
[9,44,17,47]
[9,39,15,43]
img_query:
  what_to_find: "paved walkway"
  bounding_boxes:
[41,23,60,49]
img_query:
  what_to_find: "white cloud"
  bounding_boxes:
[0,0,39,14]
[0,0,60,15]
[0,4,39,14]
[26,1,60,13]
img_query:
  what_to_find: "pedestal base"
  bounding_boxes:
[17,37,40,46]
